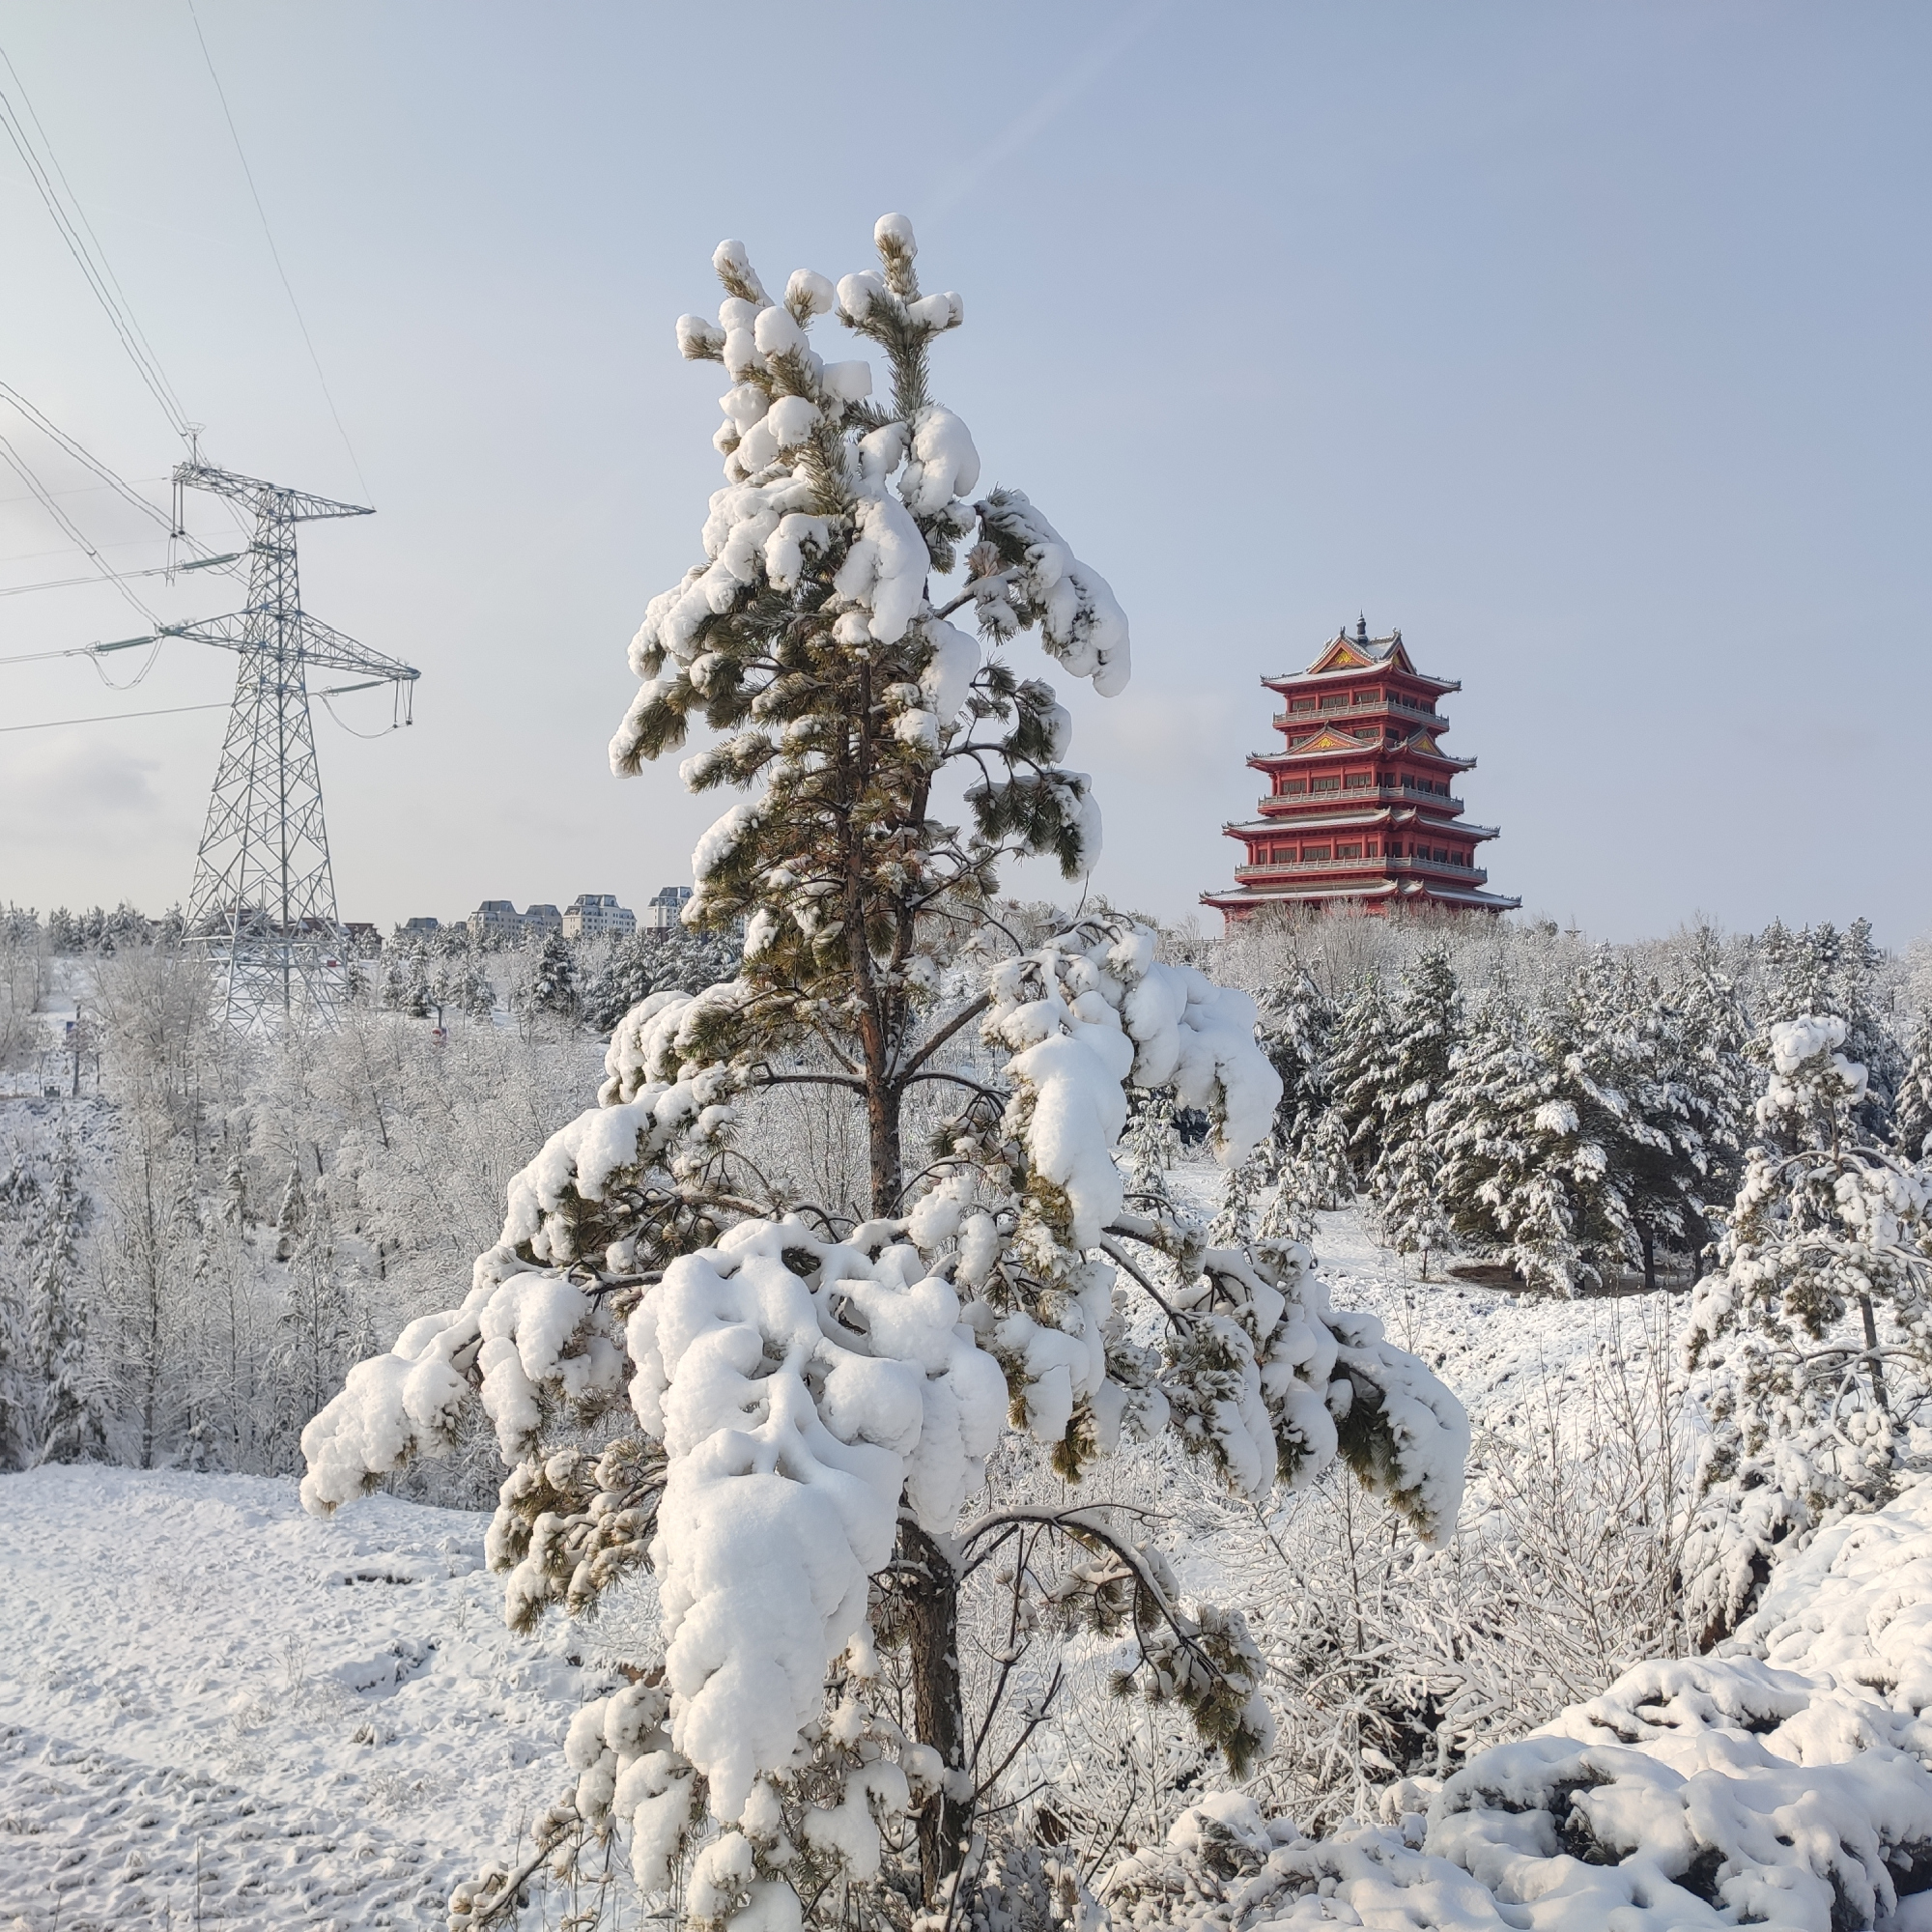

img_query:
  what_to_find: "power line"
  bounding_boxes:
[0,432,157,624]
[0,554,242,600]
[0,635,157,668]
[0,382,172,530]
[0,46,190,438]
[185,2,371,505]
[0,476,170,507]
[0,50,193,440]
[0,698,227,734]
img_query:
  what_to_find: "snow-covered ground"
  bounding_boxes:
[0,1467,595,1931]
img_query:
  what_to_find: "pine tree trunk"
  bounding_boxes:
[899,1518,969,1900]
[1638,1225,1657,1295]
[1859,1293,1890,1411]
[868,1084,903,1220]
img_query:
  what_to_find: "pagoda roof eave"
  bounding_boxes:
[1225,810,1392,836]
[1402,883,1522,910]
[1256,739,1476,768]
[1263,668,1462,696]
[1202,881,1402,910]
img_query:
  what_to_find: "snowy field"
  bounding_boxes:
[5,1209,1928,1930]
[0,1207,1665,1932]
[0,1468,593,1932]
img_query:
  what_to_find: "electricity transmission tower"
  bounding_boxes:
[165,463,418,1029]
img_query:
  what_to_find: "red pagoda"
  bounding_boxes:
[1203,619,1520,921]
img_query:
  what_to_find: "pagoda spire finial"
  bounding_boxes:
[1356,613,1368,640]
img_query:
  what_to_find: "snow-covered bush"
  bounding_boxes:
[300,216,1469,1932]
[1102,1476,1932,1932]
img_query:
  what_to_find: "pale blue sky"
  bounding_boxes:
[1,3,1926,941]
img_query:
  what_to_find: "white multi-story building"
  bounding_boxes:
[642,885,694,931]
[562,893,637,940]
[523,903,563,934]
[467,899,523,944]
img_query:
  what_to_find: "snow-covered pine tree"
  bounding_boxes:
[1670,922,1755,1218]
[1376,1129,1451,1279]
[1254,969,1335,1154]
[1571,947,1720,1292]
[1327,970,1394,1179]
[0,1147,38,1467]
[1339,950,1460,1237]
[1121,1082,1182,1210]
[1431,987,1598,1293]
[16,1132,98,1465]
[1895,1005,1932,1160]
[381,943,434,1018]
[436,953,498,1025]
[1758,919,1904,1142]
[1682,1013,1932,1645]
[514,928,580,1034]
[298,217,1470,1932]
[582,928,741,1036]
[1250,967,1350,1240]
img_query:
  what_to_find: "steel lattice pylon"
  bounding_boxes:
[169,464,417,1029]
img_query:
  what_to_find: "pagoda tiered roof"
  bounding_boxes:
[1205,618,1519,921]
[1263,624,1461,695]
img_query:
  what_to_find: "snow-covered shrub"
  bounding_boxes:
[1102,1478,1932,1932]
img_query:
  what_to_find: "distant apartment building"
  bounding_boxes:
[562,894,637,940]
[642,885,694,931]
[399,916,440,937]
[467,900,524,944]
[523,903,562,934]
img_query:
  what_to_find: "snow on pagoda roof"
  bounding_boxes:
[1399,880,1523,910]
[1263,724,1474,767]
[1225,810,1392,835]
[1202,880,1402,909]
[1265,622,1461,693]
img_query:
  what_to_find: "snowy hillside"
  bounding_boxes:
[0,1468,598,1931]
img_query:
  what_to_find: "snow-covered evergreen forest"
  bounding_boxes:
[6,216,1932,1932]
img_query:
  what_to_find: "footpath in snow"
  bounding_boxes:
[0,1466,593,1932]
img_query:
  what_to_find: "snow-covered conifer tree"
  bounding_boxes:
[1432,988,1596,1293]
[0,1147,39,1467]
[1121,1082,1182,1210]
[1571,947,1721,1291]
[15,1133,98,1466]
[1335,951,1459,1242]
[1670,922,1755,1214]
[1758,919,1904,1140]
[298,218,1469,1932]
[582,929,740,1037]
[381,944,435,1018]
[1895,1005,1932,1160]
[437,953,498,1025]
[1682,1014,1932,1644]
[1327,971,1394,1177]
[1251,969,1350,1236]
[515,929,580,1034]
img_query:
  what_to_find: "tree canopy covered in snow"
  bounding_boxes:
[298,218,1470,1932]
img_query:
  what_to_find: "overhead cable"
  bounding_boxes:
[0,382,172,529]
[0,553,245,595]
[0,432,157,625]
[186,1,372,504]
[0,50,193,440]
[0,698,229,734]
